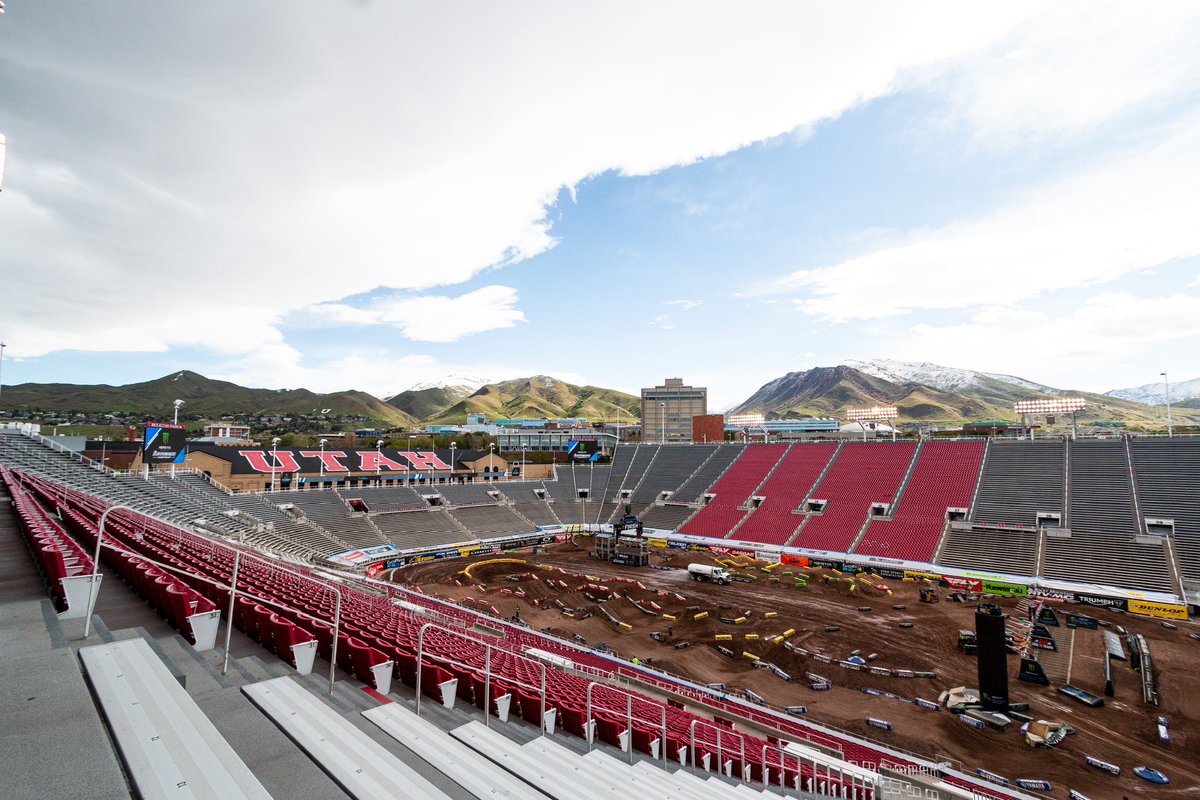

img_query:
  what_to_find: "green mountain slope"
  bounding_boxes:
[2,371,414,426]
[424,375,640,424]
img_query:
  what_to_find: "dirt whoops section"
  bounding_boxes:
[392,541,1200,798]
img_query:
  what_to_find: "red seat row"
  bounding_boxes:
[2,468,95,613]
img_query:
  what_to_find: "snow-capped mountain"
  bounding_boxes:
[1106,377,1200,405]
[399,374,489,394]
[844,358,1057,395]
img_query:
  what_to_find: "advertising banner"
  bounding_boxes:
[1075,593,1128,611]
[981,579,1028,597]
[781,554,809,568]
[365,562,385,578]
[1127,599,1188,620]
[808,557,844,570]
[942,576,983,591]
[904,569,942,583]
[326,543,400,566]
[647,538,669,548]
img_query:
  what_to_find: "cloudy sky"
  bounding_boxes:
[2,2,1198,409]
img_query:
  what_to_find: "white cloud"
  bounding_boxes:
[773,111,1200,321]
[310,285,525,343]
[900,292,1200,389]
[932,2,1200,147]
[0,2,1035,363]
[666,299,703,310]
[651,315,674,331]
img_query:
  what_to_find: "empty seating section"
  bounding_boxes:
[970,441,1064,527]
[1041,528,1175,593]
[736,443,838,546]
[671,444,745,503]
[790,442,916,553]
[936,525,1041,575]
[540,465,610,524]
[504,485,561,527]
[679,445,787,539]
[344,484,426,512]
[1041,440,1175,593]
[1068,440,1142,537]
[372,510,470,549]
[447,505,533,537]
[630,445,715,506]
[855,441,985,562]
[437,483,498,507]
[594,446,651,523]
[1132,438,1200,583]
[0,462,1062,800]
[286,490,388,548]
[638,504,696,531]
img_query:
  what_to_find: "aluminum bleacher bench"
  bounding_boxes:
[581,750,700,799]
[242,676,450,800]
[78,638,273,800]
[362,702,542,799]
[630,760,746,799]
[521,734,699,799]
[448,720,616,800]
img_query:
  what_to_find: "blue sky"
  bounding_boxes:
[2,2,1199,410]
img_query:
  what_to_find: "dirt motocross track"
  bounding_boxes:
[391,541,1200,799]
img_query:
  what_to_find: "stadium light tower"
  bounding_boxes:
[1014,397,1086,440]
[318,438,328,479]
[376,439,383,485]
[271,437,281,492]
[660,402,665,444]
[173,398,184,425]
[846,406,899,442]
[449,441,457,484]
[0,340,6,407]
[1162,372,1173,438]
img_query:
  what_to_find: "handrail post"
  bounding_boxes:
[540,662,547,737]
[689,719,696,772]
[415,621,434,716]
[586,682,595,752]
[81,504,133,639]
[626,694,633,765]
[220,550,240,675]
[329,586,341,694]
[484,645,491,728]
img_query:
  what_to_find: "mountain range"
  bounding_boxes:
[732,359,1200,425]
[3,361,1196,428]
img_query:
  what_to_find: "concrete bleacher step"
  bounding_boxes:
[363,702,545,799]
[243,676,451,800]
[449,720,615,800]
[80,637,274,799]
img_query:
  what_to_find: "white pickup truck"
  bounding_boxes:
[687,563,731,585]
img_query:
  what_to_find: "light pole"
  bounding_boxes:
[173,398,184,425]
[271,437,281,492]
[318,438,327,481]
[0,340,6,408]
[376,439,383,485]
[449,441,457,484]
[660,402,665,444]
[1162,372,1173,438]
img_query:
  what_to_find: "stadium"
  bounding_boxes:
[0,423,1196,800]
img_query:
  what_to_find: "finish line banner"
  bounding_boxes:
[143,422,188,465]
